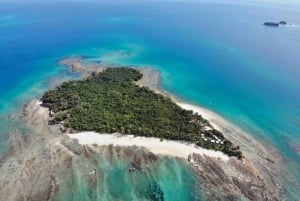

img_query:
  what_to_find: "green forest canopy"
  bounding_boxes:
[41,68,242,158]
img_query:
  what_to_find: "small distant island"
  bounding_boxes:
[263,20,288,27]
[41,67,242,158]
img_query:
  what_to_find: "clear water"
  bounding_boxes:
[0,0,300,199]
[55,155,203,201]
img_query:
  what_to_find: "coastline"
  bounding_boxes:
[21,96,285,200]
[57,57,282,163]
[136,66,281,163]
[0,57,288,200]
[68,132,229,161]
[176,102,279,162]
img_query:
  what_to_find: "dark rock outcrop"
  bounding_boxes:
[279,21,287,25]
[263,21,288,27]
[263,22,279,27]
[190,154,282,201]
[0,62,294,201]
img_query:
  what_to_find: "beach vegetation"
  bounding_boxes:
[42,68,242,158]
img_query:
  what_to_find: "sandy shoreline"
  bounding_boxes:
[177,102,244,142]
[136,68,279,164]
[65,98,241,162]
[66,99,269,162]
[55,60,278,163]
[3,96,282,201]
[0,60,286,201]
[68,132,229,161]
[175,100,280,165]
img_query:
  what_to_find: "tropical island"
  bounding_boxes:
[41,67,242,158]
[0,58,285,201]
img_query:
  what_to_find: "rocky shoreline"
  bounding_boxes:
[0,57,291,200]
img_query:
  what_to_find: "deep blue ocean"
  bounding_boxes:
[0,0,300,200]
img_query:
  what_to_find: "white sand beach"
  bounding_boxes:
[68,132,229,161]
[176,102,230,132]
[38,64,277,165]
[3,66,282,201]
[31,96,230,161]
[66,99,275,163]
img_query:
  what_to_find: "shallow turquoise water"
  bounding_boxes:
[0,0,300,199]
[55,156,203,201]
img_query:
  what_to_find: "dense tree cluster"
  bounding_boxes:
[42,68,242,158]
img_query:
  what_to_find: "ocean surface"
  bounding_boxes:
[0,0,300,200]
